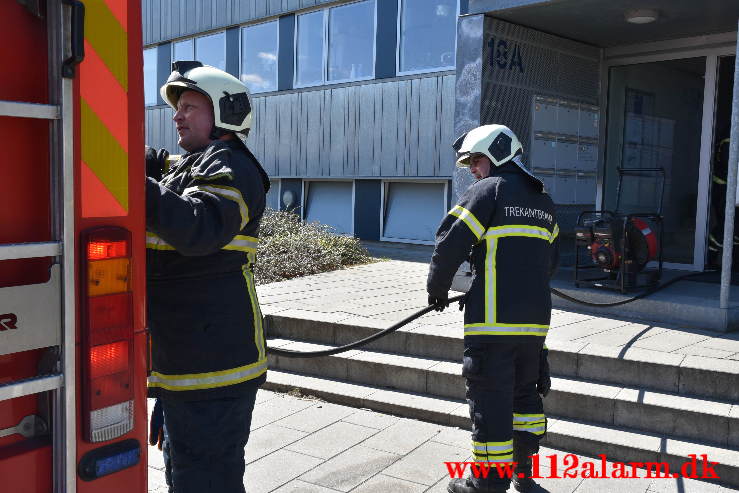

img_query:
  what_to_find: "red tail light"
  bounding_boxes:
[82,227,134,443]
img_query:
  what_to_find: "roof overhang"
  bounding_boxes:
[467,0,739,48]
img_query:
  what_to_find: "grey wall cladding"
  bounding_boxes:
[143,0,338,45]
[145,73,457,178]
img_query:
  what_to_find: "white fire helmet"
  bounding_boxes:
[160,61,252,136]
[453,124,523,167]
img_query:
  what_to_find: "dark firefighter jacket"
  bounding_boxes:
[428,161,559,344]
[146,137,270,400]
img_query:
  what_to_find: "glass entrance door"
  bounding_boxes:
[604,57,706,265]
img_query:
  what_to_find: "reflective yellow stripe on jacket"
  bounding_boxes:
[183,184,250,229]
[148,357,267,391]
[465,223,558,337]
[449,205,485,240]
[146,232,259,257]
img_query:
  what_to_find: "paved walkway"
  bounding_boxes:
[256,259,739,364]
[146,246,739,492]
[147,391,736,492]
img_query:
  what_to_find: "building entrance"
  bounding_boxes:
[707,55,737,270]
[604,57,706,266]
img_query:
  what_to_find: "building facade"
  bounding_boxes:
[143,0,463,245]
[143,0,739,276]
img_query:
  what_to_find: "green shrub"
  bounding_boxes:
[254,209,374,285]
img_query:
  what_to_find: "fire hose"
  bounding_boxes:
[268,271,714,358]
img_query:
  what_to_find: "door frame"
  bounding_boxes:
[599,32,737,271]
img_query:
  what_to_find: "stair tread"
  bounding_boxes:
[268,337,738,417]
[265,368,739,465]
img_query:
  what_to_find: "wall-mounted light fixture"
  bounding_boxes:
[625,8,659,24]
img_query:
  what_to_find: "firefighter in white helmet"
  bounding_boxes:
[427,125,559,493]
[145,61,270,493]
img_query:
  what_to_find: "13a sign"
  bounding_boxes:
[488,36,524,73]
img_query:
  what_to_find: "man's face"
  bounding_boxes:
[469,154,492,180]
[173,90,215,152]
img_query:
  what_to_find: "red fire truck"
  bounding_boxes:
[1,1,147,491]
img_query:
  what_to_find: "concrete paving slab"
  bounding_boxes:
[350,474,428,493]
[383,440,469,486]
[342,408,400,430]
[286,420,379,460]
[245,449,324,493]
[361,419,443,455]
[249,393,317,430]
[430,427,471,450]
[548,317,633,342]
[274,401,356,434]
[148,466,169,493]
[271,479,341,492]
[574,323,663,347]
[633,330,712,353]
[298,445,400,492]
[245,424,309,464]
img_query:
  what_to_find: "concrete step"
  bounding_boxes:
[264,313,739,403]
[264,369,739,489]
[267,338,739,449]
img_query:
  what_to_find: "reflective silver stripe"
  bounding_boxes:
[148,358,267,391]
[223,235,258,253]
[449,205,484,239]
[146,232,175,250]
[484,226,552,241]
[464,325,548,335]
[514,424,546,434]
[513,415,545,423]
[551,224,559,243]
[184,185,249,229]
[473,443,512,453]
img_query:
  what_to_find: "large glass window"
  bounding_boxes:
[195,32,226,71]
[173,39,194,62]
[398,0,457,74]
[143,47,158,106]
[328,1,375,82]
[241,21,279,93]
[295,11,325,87]
[295,0,376,87]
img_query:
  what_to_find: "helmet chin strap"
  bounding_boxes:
[209,126,228,140]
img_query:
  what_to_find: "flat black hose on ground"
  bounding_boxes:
[268,271,715,357]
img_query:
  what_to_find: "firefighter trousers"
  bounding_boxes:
[161,387,259,493]
[463,341,546,488]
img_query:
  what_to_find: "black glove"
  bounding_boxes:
[145,146,169,182]
[149,398,164,450]
[537,347,551,397]
[427,294,449,312]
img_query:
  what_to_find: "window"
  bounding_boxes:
[304,181,354,235]
[382,182,446,243]
[143,47,158,106]
[328,1,375,82]
[295,0,376,87]
[241,21,279,93]
[173,38,194,62]
[398,0,457,74]
[295,11,324,87]
[195,32,226,71]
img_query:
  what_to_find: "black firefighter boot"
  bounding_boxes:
[511,436,538,492]
[447,476,509,493]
